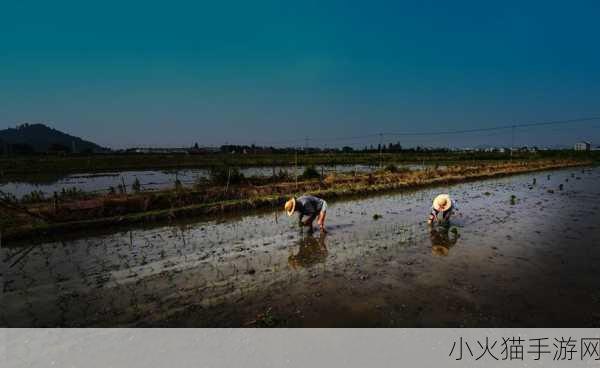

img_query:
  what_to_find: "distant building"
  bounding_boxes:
[189,145,219,155]
[574,141,591,151]
[130,147,189,154]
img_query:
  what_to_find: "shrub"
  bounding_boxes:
[384,164,410,174]
[300,166,320,180]
[132,177,141,193]
[384,164,399,173]
[274,169,291,181]
[20,190,45,203]
[0,191,18,204]
[59,187,85,200]
[174,179,183,191]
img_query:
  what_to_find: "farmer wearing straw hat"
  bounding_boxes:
[427,194,457,225]
[284,195,328,233]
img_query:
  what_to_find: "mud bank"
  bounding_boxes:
[1,159,588,243]
[2,166,600,327]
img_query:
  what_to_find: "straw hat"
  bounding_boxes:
[284,198,296,216]
[432,194,452,212]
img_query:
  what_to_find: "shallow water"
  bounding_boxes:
[0,163,425,199]
[2,166,599,327]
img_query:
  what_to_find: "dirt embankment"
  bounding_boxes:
[0,159,589,243]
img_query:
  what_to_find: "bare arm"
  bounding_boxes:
[427,209,437,224]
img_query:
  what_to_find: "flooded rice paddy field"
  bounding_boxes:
[1,164,428,199]
[2,166,600,327]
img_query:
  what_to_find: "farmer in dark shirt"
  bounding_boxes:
[284,195,328,233]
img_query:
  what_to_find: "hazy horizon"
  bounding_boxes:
[2,1,600,149]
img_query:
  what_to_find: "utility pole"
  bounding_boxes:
[295,148,298,190]
[379,133,384,168]
[510,124,516,160]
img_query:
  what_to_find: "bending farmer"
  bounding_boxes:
[427,194,456,225]
[285,195,328,233]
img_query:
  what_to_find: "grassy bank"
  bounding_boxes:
[1,150,598,177]
[0,159,590,244]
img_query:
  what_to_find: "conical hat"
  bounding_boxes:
[432,194,452,212]
[284,198,296,216]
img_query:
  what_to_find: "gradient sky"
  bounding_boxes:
[2,0,600,149]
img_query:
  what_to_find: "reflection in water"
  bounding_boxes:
[430,226,459,256]
[288,232,328,269]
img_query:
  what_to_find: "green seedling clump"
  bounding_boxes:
[373,214,383,220]
[510,195,517,205]
[255,308,279,328]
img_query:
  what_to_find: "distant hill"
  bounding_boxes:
[0,123,108,153]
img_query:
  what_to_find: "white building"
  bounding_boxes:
[574,141,591,151]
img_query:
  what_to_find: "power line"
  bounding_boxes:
[382,116,600,137]
[223,116,600,147]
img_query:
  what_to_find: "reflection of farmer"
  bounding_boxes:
[430,226,459,256]
[288,233,328,269]
[427,194,457,225]
[284,195,328,233]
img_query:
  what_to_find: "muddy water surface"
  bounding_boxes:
[2,167,600,327]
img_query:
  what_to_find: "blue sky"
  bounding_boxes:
[1,0,599,148]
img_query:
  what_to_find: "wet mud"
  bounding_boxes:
[2,167,600,327]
